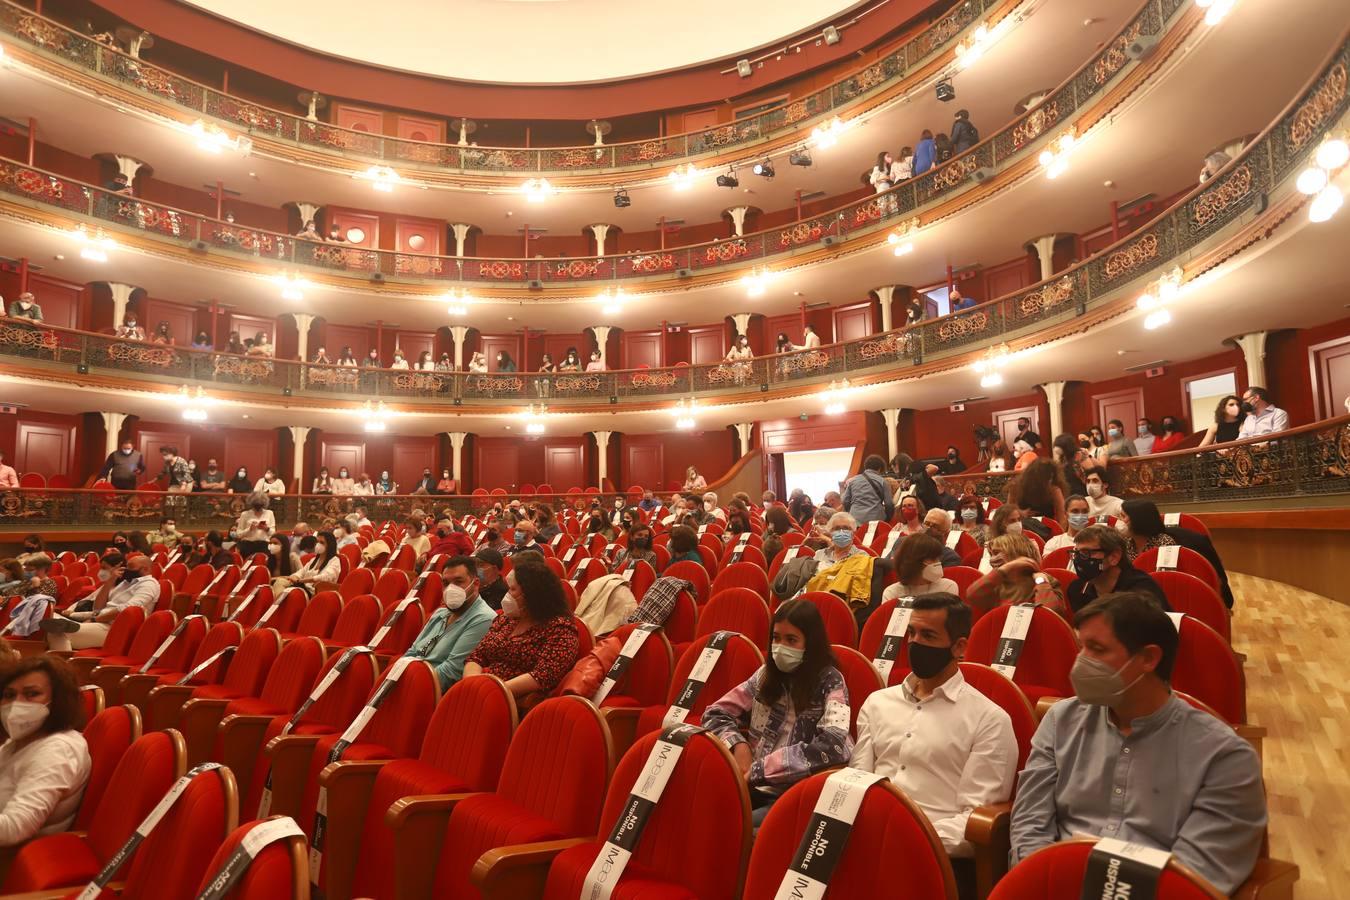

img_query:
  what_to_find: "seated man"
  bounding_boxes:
[508,519,543,555]
[39,553,158,650]
[146,516,180,548]
[1010,592,1265,894]
[922,509,964,567]
[428,518,474,560]
[1067,525,1168,613]
[1083,469,1123,519]
[403,556,495,689]
[188,530,233,570]
[851,593,1017,876]
[474,548,508,611]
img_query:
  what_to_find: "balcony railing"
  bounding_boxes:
[0,0,1188,293]
[0,0,1008,177]
[1,416,1346,530]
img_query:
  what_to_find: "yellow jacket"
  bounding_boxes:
[805,554,875,608]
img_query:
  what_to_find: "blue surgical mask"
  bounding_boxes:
[1108,428,1122,439]
[831,530,853,549]
[513,532,527,546]
[1068,512,1091,531]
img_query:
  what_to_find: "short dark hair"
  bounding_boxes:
[1245,386,1271,402]
[0,656,85,735]
[161,445,178,456]
[509,560,571,621]
[204,530,224,549]
[1074,591,1178,680]
[909,592,972,642]
[441,554,476,576]
[1074,524,1128,560]
[863,454,885,472]
[669,525,698,554]
[1083,466,1112,489]
[1107,420,1124,430]
[100,551,125,568]
[160,516,174,526]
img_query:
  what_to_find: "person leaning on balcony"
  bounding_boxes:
[559,347,581,372]
[253,468,286,496]
[797,324,821,350]
[1103,420,1136,460]
[390,350,409,370]
[0,452,18,489]
[8,293,43,322]
[951,109,980,153]
[96,440,143,490]
[311,347,332,365]
[151,322,173,346]
[894,146,914,180]
[912,130,937,175]
[160,446,194,493]
[113,313,144,341]
[1235,386,1290,441]
[435,352,454,372]
[725,335,753,361]
[415,351,435,372]
[328,467,355,495]
[584,350,606,372]
[468,351,488,373]
[934,132,954,164]
[190,331,212,351]
[869,151,902,193]
[949,287,976,312]
[198,459,226,492]
[246,331,273,358]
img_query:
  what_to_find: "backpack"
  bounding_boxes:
[772,556,820,601]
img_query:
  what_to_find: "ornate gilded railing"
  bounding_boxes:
[0,0,1007,177]
[1,417,1347,529]
[0,0,1189,291]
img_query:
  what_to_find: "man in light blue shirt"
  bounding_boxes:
[1010,592,1265,894]
[1236,386,1290,441]
[403,555,495,689]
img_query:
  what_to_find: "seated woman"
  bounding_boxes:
[986,439,1015,473]
[666,525,703,567]
[1119,499,1178,561]
[1043,494,1090,557]
[966,533,1066,617]
[14,555,57,600]
[1007,458,1068,529]
[266,534,301,586]
[463,560,579,702]
[882,533,958,601]
[761,505,796,564]
[275,531,341,594]
[956,493,990,547]
[894,495,927,538]
[702,599,852,827]
[0,656,92,845]
[682,466,707,493]
[614,523,659,571]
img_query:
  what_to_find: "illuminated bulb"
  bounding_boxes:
[1136,292,1158,310]
[1038,150,1055,167]
[281,287,303,301]
[1308,185,1343,223]
[1144,309,1173,330]
[893,242,914,257]
[1316,138,1349,171]
[181,408,208,422]
[1057,133,1076,152]
[1296,167,1328,195]
[363,420,387,433]
[824,401,846,415]
[675,416,696,430]
[1046,159,1069,179]
[447,303,467,316]
[602,303,624,316]
[980,372,1003,388]
[80,245,108,262]
[1204,0,1234,25]
[525,422,546,435]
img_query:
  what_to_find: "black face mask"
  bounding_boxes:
[908,641,953,679]
[1161,421,1176,433]
[947,452,957,460]
[630,537,650,550]
[1240,401,1255,414]
[1078,440,1091,450]
[1073,551,1105,580]
[121,569,140,583]
[436,528,449,538]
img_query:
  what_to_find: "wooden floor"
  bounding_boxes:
[1231,572,1349,897]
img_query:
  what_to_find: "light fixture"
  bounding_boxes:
[821,379,853,415]
[354,165,401,192]
[361,400,391,432]
[740,267,777,298]
[1309,186,1344,223]
[521,178,554,202]
[752,159,775,179]
[1143,308,1173,330]
[178,385,213,422]
[1037,129,1077,179]
[1195,0,1236,26]
[1297,134,1347,223]
[71,226,116,262]
[979,372,1004,389]
[270,271,311,301]
[973,342,1011,386]
[599,286,628,317]
[887,216,921,256]
[807,117,848,149]
[187,119,250,155]
[716,169,740,188]
[789,148,813,167]
[521,403,548,434]
[613,188,631,208]
[673,397,698,430]
[667,164,699,191]
[1134,266,1185,329]
[953,18,1012,68]
[444,288,474,316]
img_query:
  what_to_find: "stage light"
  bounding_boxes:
[789,149,813,167]
[753,160,775,179]
[613,188,631,208]
[716,170,740,188]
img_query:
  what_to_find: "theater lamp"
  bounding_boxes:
[1195,0,1236,26]
[179,385,213,422]
[355,165,401,192]
[953,17,1012,68]
[444,289,473,316]
[808,117,849,149]
[521,404,548,435]
[1037,130,1077,179]
[270,271,311,301]
[741,267,777,298]
[887,217,921,256]
[673,397,698,430]
[1298,134,1347,223]
[599,286,627,317]
[973,342,1011,388]
[821,379,853,415]
[187,120,251,155]
[521,179,554,202]
[667,164,699,191]
[1135,266,1185,330]
[71,225,115,262]
[361,400,390,433]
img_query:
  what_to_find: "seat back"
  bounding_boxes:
[858,599,911,686]
[194,817,308,899]
[696,588,771,649]
[373,601,428,656]
[664,560,711,604]
[120,766,238,900]
[373,568,411,606]
[959,662,1037,771]
[663,584,699,646]
[327,594,383,647]
[123,610,180,664]
[743,773,958,900]
[294,591,344,638]
[832,645,885,737]
[387,544,416,571]
[719,544,767,571]
[255,587,307,634]
[597,623,675,709]
[339,568,376,600]
[798,591,859,647]
[627,559,657,601]
[295,648,378,731]
[965,605,1078,700]
[942,565,984,602]
[1135,545,1220,592]
[101,605,147,656]
[711,562,771,600]
[77,705,141,829]
[496,696,613,838]
[636,633,764,741]
[86,730,186,864]
[182,622,245,682]
[222,628,284,694]
[1153,571,1230,641]
[226,585,273,630]
[179,563,217,596]
[987,838,1225,899]
[1042,546,1073,570]
[257,635,328,711]
[1171,615,1245,724]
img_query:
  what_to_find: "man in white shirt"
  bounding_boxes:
[1235,386,1289,441]
[352,506,372,529]
[39,554,159,650]
[795,324,821,350]
[850,593,1017,882]
[1083,469,1123,519]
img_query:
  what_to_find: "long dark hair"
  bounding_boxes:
[1214,394,1244,425]
[313,530,338,569]
[874,150,891,170]
[1121,499,1167,538]
[270,534,294,577]
[1009,459,1068,512]
[760,599,835,714]
[510,560,571,621]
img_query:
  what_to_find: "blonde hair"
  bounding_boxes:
[987,534,1042,603]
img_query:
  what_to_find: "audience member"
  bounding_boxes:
[8,293,42,321]
[1236,386,1289,440]
[145,516,179,548]
[884,533,958,601]
[667,525,703,566]
[1044,494,1090,557]
[198,460,227,492]
[190,531,232,569]
[614,523,658,571]
[468,351,488,373]
[787,490,815,527]
[151,322,173,345]
[253,468,286,496]
[822,491,844,511]
[113,314,144,341]
[702,599,853,827]
[725,335,753,362]
[1012,439,1039,471]
[1084,425,1109,466]
[509,519,543,555]
[1118,499,1178,561]
[1083,468,1123,519]
[1007,459,1067,528]
[389,350,409,370]
[812,511,863,565]
[869,151,902,193]
[496,351,518,372]
[913,129,937,175]
[950,288,976,312]
[956,494,989,547]
[894,146,914,180]
[266,534,300,586]
[1066,525,1167,612]
[1150,415,1187,453]
[798,324,822,349]
[39,554,156,651]
[436,469,456,494]
[473,548,508,611]
[1050,434,1089,496]
[967,535,1065,617]
[404,557,495,689]
[701,491,725,522]
[14,555,57,600]
[280,530,341,594]
[463,561,579,701]
[0,453,15,490]
[841,455,894,524]
[559,348,581,372]
[1104,420,1136,460]
[950,108,980,152]
[934,132,954,163]
[233,494,275,557]
[1133,417,1157,455]
[97,440,144,490]
[1010,593,1265,894]
[987,439,1015,472]
[921,509,963,566]
[1198,149,1233,183]
[329,467,355,495]
[584,350,606,372]
[0,656,92,845]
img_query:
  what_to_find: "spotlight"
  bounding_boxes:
[789,149,813,167]
[936,79,956,102]
[716,170,740,188]
[613,188,631,208]
[753,160,775,179]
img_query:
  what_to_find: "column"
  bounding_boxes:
[726,207,750,237]
[874,286,898,332]
[589,224,611,257]
[126,31,151,57]
[593,431,612,486]
[731,313,752,337]
[99,412,128,459]
[734,423,754,457]
[450,326,470,370]
[289,312,316,361]
[448,432,468,487]
[302,93,325,121]
[591,325,613,367]
[1038,382,1067,441]
[290,202,322,230]
[1231,332,1269,388]
[1028,234,1063,281]
[881,408,902,464]
[450,224,473,258]
[113,156,145,185]
[287,426,311,492]
[105,282,138,325]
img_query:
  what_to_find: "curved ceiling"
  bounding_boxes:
[178,0,867,85]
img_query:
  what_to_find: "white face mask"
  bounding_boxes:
[97,569,111,582]
[771,644,805,673]
[500,595,520,617]
[1086,483,1104,498]
[923,562,946,584]
[442,585,468,611]
[1006,521,1023,534]
[1,700,49,740]
[1115,519,1131,536]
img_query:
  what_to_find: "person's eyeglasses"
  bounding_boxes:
[1076,548,1108,559]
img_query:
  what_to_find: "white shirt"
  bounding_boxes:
[1086,493,1123,519]
[292,554,342,584]
[103,574,160,617]
[1043,532,1075,556]
[0,731,91,845]
[850,670,1017,856]
[235,508,276,542]
[253,477,286,495]
[883,578,959,602]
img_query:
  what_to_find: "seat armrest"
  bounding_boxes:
[177,696,232,766]
[145,683,197,732]
[317,760,390,900]
[966,801,1013,900]
[1,883,126,900]
[88,664,133,704]
[68,656,103,681]
[117,672,162,718]
[1236,723,1267,761]
[388,793,481,900]
[217,713,277,789]
[472,837,592,900]
[600,707,643,762]
[1232,858,1299,900]
[1033,696,1064,721]
[259,733,324,819]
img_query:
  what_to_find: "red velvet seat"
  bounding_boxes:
[832,644,885,736]
[942,565,984,603]
[120,621,243,720]
[626,558,657,601]
[372,600,428,656]
[1171,614,1245,724]
[630,632,764,747]
[530,730,751,900]
[767,544,811,585]
[86,611,203,704]
[596,623,675,710]
[223,584,273,629]
[1,730,185,892]
[1042,546,1073,570]
[859,598,913,687]
[279,591,344,642]
[856,518,893,554]
[711,562,771,600]
[661,584,699,646]
[193,817,310,899]
[719,543,767,570]
[1135,545,1221,593]
[74,704,141,830]
[67,606,144,668]
[1153,571,1230,642]
[146,626,279,732]
[322,593,383,651]
[373,568,411,606]
[688,588,770,655]
[988,838,1223,899]
[965,604,1078,703]
[798,590,859,647]
[252,586,307,634]
[394,696,613,899]
[742,771,958,900]
[339,568,376,600]
[663,560,710,605]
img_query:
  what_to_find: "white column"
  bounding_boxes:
[291,203,322,230]
[881,408,902,464]
[726,207,750,237]
[99,412,128,459]
[1039,382,1066,441]
[126,31,151,57]
[1029,234,1062,281]
[450,224,473,258]
[734,423,754,456]
[448,432,468,486]
[1232,332,1269,389]
[289,312,316,361]
[450,326,470,370]
[731,313,752,337]
[287,426,311,492]
[113,156,144,184]
[304,94,324,121]
[875,286,897,332]
[593,431,612,486]
[591,326,613,367]
[589,224,611,258]
[105,282,138,325]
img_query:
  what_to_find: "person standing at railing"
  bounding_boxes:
[8,293,42,322]
[949,287,976,313]
[559,348,581,372]
[468,351,488,373]
[190,331,212,351]
[328,467,355,495]
[159,446,193,493]
[415,351,435,372]
[198,459,226,492]
[0,452,17,490]
[113,314,144,341]
[951,109,980,153]
[374,471,398,495]
[584,350,606,372]
[151,322,173,346]
[795,324,822,350]
[253,468,286,496]
[934,133,954,165]
[913,130,937,176]
[104,172,133,195]
[435,352,454,372]
[390,350,409,370]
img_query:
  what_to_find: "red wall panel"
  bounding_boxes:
[395,115,446,143]
[544,440,588,491]
[139,296,197,345]
[14,421,74,478]
[394,217,443,256]
[395,331,436,363]
[319,438,367,481]
[832,301,875,342]
[225,431,280,484]
[391,437,438,491]
[323,324,372,360]
[622,331,663,369]
[480,335,522,372]
[327,209,381,248]
[332,103,384,133]
[25,274,82,330]
[688,326,725,365]
[621,437,664,490]
[474,438,520,491]
[761,412,866,454]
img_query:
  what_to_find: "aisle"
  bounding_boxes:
[1230,572,1349,897]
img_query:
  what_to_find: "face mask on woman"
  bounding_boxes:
[0,700,49,740]
[771,644,804,673]
[960,508,978,522]
[501,595,520,617]
[1006,521,1023,534]
[97,568,112,583]
[922,561,945,584]
[831,529,853,549]
[269,543,282,555]
[1068,512,1090,531]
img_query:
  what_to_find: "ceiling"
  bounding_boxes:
[178,0,869,85]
